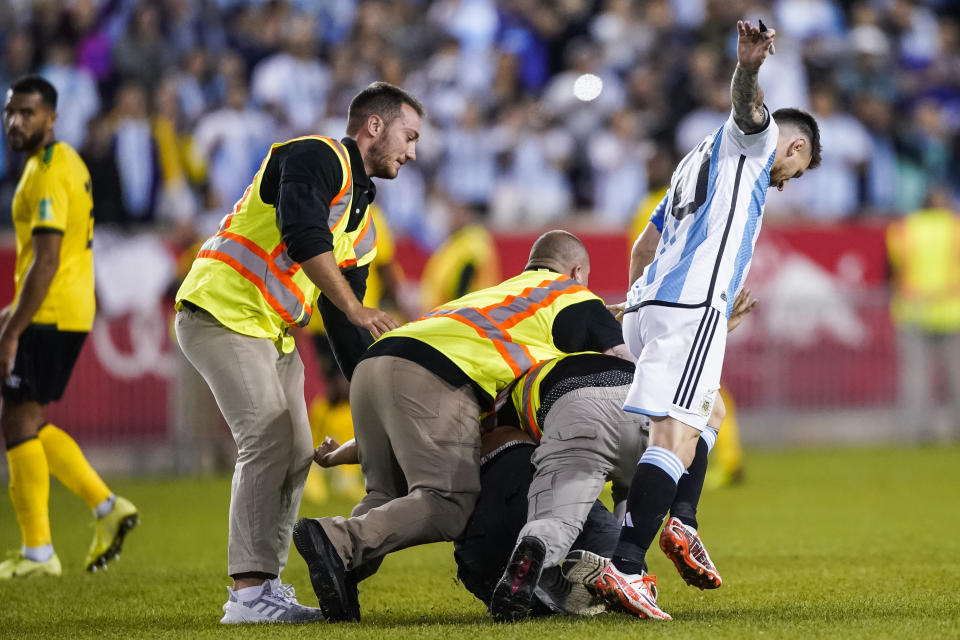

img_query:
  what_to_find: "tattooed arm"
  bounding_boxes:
[731,20,776,134]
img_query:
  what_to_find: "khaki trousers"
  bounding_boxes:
[175,306,314,576]
[315,356,482,571]
[520,385,648,567]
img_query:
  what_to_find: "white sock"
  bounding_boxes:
[22,544,54,562]
[94,494,116,519]
[234,584,265,602]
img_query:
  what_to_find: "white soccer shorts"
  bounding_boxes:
[622,304,727,431]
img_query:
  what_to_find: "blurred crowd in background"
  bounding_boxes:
[1,0,960,250]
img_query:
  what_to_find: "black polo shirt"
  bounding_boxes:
[259,136,375,264]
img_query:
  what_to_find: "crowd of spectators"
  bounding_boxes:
[2,0,960,249]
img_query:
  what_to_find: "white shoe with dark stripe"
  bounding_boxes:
[220,579,326,624]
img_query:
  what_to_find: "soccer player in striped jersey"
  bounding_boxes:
[595,21,821,620]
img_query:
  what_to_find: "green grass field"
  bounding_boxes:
[2,446,959,639]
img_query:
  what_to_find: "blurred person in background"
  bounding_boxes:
[38,37,100,151]
[174,82,422,624]
[886,185,960,442]
[896,99,953,214]
[109,81,160,224]
[419,193,500,312]
[854,92,899,216]
[251,13,332,138]
[192,75,272,215]
[588,108,649,226]
[790,83,871,221]
[0,75,138,580]
[79,114,125,226]
[151,75,204,227]
[111,2,174,93]
[490,102,574,228]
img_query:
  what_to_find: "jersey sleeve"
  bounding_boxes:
[30,168,70,233]
[552,299,625,353]
[648,193,669,233]
[723,107,778,157]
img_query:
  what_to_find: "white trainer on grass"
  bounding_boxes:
[220,578,326,624]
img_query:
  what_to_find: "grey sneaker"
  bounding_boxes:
[220,579,326,624]
[537,565,606,616]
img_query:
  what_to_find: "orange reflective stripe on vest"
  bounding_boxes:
[424,277,587,378]
[518,359,551,440]
[322,138,353,232]
[198,233,311,327]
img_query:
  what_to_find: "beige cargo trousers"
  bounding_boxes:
[175,304,314,576]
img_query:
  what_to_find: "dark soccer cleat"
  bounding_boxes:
[489,536,547,623]
[659,516,722,590]
[292,518,360,622]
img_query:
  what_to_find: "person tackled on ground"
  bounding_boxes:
[292,230,629,622]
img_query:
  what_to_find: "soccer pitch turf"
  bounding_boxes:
[2,446,959,639]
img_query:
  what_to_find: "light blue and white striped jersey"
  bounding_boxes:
[627,110,778,317]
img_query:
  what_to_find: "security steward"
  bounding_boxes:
[174,82,424,623]
[292,230,631,622]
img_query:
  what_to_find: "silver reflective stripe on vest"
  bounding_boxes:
[486,277,579,324]
[353,218,377,261]
[325,139,353,231]
[202,234,310,326]
[421,276,583,373]
[427,307,534,372]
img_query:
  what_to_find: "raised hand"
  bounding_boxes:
[737,20,776,71]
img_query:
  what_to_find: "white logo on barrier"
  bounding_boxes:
[91,301,176,380]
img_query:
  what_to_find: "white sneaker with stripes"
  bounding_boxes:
[220,578,326,624]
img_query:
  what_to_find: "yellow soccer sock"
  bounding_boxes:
[707,388,744,487]
[7,438,52,548]
[37,424,111,509]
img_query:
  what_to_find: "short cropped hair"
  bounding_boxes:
[528,230,588,270]
[9,75,58,110]
[347,81,424,136]
[773,107,821,170]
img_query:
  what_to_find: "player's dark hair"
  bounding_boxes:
[347,81,424,136]
[9,75,58,110]
[772,107,821,169]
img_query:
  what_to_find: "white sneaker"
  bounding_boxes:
[220,579,326,624]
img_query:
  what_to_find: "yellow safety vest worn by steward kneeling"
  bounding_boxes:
[383,269,600,402]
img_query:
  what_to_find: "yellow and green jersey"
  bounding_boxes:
[11,141,95,331]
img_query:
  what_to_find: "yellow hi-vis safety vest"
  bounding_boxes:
[887,208,960,333]
[383,270,601,400]
[176,136,377,352]
[510,354,572,441]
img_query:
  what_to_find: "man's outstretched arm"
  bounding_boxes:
[731,20,775,134]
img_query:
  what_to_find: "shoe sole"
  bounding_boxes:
[659,528,721,590]
[561,551,608,587]
[489,537,546,623]
[292,519,359,622]
[87,513,139,572]
[595,574,671,620]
